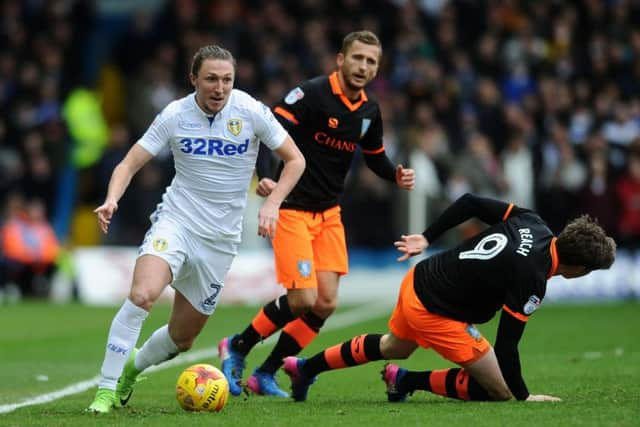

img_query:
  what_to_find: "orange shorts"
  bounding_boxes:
[388,267,490,365]
[272,206,348,289]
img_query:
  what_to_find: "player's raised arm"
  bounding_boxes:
[257,135,305,238]
[421,193,523,244]
[94,144,153,234]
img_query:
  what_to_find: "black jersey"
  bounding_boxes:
[414,194,557,324]
[414,193,559,400]
[270,72,395,212]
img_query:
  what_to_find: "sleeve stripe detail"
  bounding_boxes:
[502,304,529,322]
[502,203,514,221]
[274,106,299,125]
[362,146,385,154]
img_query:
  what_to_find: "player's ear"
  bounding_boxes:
[336,52,345,67]
[189,73,197,87]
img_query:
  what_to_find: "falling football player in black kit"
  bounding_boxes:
[281,193,616,403]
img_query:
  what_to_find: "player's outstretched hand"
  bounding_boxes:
[94,200,118,234]
[526,394,562,402]
[395,164,415,191]
[258,199,279,238]
[256,178,277,197]
[394,234,428,261]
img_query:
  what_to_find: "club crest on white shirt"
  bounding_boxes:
[227,119,242,136]
[285,87,304,105]
[153,237,168,252]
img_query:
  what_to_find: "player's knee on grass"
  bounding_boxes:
[462,348,512,401]
[474,377,513,402]
[483,383,512,401]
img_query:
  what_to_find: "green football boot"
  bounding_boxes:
[86,388,117,413]
[116,348,145,406]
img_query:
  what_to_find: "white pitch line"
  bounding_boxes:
[582,351,603,360]
[0,301,390,414]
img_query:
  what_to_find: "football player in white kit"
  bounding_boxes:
[87,45,305,413]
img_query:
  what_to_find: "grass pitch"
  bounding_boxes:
[1,301,638,426]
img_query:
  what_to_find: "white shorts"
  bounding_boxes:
[138,214,238,315]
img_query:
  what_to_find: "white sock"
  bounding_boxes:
[97,299,149,390]
[135,324,180,371]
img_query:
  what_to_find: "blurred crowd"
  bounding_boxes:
[2,0,640,298]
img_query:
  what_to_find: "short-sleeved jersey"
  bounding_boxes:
[272,72,386,211]
[137,90,287,240]
[414,197,558,324]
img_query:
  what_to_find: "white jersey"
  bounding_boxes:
[137,89,287,241]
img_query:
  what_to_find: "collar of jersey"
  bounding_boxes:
[548,237,559,278]
[329,72,368,112]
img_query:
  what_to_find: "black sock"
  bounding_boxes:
[399,368,490,401]
[302,334,384,378]
[232,295,294,356]
[259,312,326,374]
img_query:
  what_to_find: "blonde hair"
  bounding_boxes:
[191,45,236,76]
